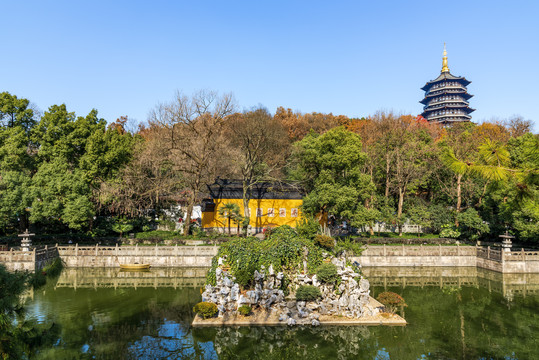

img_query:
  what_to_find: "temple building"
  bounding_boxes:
[201,179,304,234]
[420,45,474,125]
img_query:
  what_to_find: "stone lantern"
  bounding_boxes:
[18,229,35,251]
[499,231,515,252]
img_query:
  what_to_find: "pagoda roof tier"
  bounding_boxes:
[425,88,472,97]
[421,72,471,91]
[422,107,476,118]
[422,114,473,120]
[423,104,475,112]
[420,92,473,104]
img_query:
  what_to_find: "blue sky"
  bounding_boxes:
[2,1,538,131]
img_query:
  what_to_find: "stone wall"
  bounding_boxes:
[355,245,539,274]
[0,246,59,271]
[57,244,218,268]
[502,249,539,273]
[353,245,477,268]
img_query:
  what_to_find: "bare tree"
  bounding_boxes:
[224,107,289,222]
[148,90,236,235]
[98,127,183,216]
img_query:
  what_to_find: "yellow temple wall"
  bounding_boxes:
[201,198,303,231]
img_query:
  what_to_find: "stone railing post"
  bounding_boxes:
[155,243,158,257]
[521,248,525,261]
[487,246,491,260]
[95,243,99,257]
[402,244,405,256]
[115,243,119,256]
[9,248,13,262]
[457,243,460,256]
[383,244,386,257]
[439,244,442,257]
[75,243,79,256]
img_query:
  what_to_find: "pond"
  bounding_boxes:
[24,267,539,359]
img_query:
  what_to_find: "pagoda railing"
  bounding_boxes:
[427,89,469,96]
[426,102,469,110]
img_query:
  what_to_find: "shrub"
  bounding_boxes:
[376,292,407,313]
[237,305,251,316]
[193,302,218,319]
[42,258,63,278]
[206,226,324,288]
[334,237,363,255]
[316,263,338,284]
[439,224,461,239]
[296,216,320,240]
[295,285,322,301]
[314,234,334,249]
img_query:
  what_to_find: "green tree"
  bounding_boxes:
[291,127,375,227]
[0,91,36,133]
[0,94,37,232]
[32,105,105,167]
[112,218,134,238]
[79,120,138,185]
[218,203,240,234]
[30,159,94,231]
[438,122,481,225]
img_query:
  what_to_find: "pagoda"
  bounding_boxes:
[420,45,474,125]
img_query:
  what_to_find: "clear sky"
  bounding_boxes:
[2,1,538,131]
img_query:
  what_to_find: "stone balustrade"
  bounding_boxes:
[57,244,218,267]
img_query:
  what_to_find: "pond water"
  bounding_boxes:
[24,267,539,359]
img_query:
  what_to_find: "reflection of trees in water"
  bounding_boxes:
[205,326,376,360]
[31,286,202,359]
[28,270,539,360]
[373,285,539,360]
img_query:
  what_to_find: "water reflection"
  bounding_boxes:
[362,266,539,301]
[25,267,539,359]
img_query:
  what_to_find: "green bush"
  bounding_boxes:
[295,285,322,301]
[314,234,334,249]
[439,224,461,239]
[158,219,177,232]
[29,271,46,289]
[334,237,363,256]
[237,305,251,316]
[135,230,177,241]
[296,216,320,240]
[206,226,324,288]
[316,262,338,284]
[41,258,63,277]
[193,302,218,319]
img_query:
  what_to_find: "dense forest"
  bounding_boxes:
[0,90,537,243]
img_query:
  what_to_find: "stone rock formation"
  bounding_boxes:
[201,257,380,326]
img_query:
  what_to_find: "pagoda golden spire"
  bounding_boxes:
[441,43,450,73]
